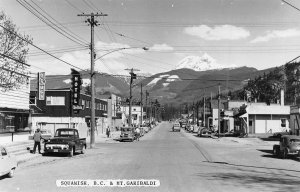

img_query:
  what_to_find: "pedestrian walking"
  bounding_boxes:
[135,127,141,141]
[106,126,110,138]
[33,128,43,154]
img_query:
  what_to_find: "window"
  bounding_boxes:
[281,119,286,127]
[81,100,85,109]
[1,147,7,156]
[29,96,36,105]
[46,96,65,106]
[86,101,90,108]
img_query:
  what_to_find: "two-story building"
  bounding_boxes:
[30,89,108,137]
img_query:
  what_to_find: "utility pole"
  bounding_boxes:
[145,90,148,123]
[78,12,107,148]
[140,83,143,126]
[203,97,206,127]
[218,84,221,138]
[125,68,139,127]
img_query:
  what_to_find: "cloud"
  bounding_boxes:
[250,29,300,43]
[149,44,174,51]
[184,25,250,40]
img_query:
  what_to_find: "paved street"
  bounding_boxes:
[1,122,300,192]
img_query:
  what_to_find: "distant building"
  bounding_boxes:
[123,105,144,126]
[235,102,290,134]
[99,93,123,131]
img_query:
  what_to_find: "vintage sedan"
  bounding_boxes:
[0,145,18,178]
[120,127,136,141]
[273,135,300,159]
[197,127,212,137]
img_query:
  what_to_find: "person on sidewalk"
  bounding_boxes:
[135,127,140,141]
[33,128,43,154]
[106,126,110,138]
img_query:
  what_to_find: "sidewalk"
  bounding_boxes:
[1,131,121,165]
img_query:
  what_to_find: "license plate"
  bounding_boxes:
[53,149,58,152]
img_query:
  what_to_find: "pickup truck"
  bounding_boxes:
[43,128,86,157]
[273,135,300,159]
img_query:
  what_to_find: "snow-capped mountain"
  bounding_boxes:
[176,53,235,71]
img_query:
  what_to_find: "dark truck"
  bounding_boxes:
[273,135,300,159]
[43,128,86,157]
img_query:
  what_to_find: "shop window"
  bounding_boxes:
[46,96,65,106]
[29,96,36,105]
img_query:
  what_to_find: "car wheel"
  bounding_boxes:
[81,146,86,154]
[281,149,288,159]
[273,147,279,156]
[8,168,15,178]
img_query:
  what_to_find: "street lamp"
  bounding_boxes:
[95,47,148,61]
[89,46,148,148]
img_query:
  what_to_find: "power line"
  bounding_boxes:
[29,0,88,45]
[0,23,84,71]
[282,0,300,12]
[64,0,83,13]
[17,0,87,46]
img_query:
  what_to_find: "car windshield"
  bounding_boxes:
[290,139,300,143]
[55,130,75,137]
[121,128,133,132]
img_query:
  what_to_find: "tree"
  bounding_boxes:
[0,11,32,91]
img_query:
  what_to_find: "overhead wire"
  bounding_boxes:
[16,0,87,46]
[29,0,88,45]
[0,23,84,71]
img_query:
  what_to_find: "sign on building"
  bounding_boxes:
[71,69,82,114]
[38,72,46,100]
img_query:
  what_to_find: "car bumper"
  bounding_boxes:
[44,148,71,154]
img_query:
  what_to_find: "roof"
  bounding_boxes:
[247,104,290,115]
[282,135,300,139]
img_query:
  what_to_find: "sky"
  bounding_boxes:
[1,0,300,77]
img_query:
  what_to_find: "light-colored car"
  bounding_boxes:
[172,122,181,132]
[120,127,136,142]
[0,145,18,178]
[197,127,212,137]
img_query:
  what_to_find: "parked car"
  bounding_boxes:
[43,128,86,157]
[141,126,149,133]
[0,145,17,178]
[172,122,181,132]
[273,135,300,159]
[120,127,136,142]
[197,127,212,137]
[180,122,187,129]
[273,131,290,138]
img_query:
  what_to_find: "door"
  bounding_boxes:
[0,147,9,175]
[249,119,254,134]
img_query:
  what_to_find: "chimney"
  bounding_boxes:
[281,89,284,106]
